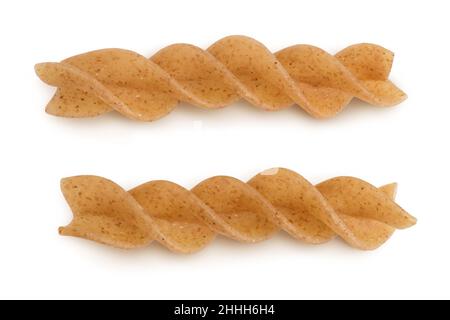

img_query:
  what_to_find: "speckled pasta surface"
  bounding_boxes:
[59,168,416,252]
[35,36,406,121]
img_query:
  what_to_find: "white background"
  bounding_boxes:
[0,0,449,299]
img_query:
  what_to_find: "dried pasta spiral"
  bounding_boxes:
[59,168,416,253]
[36,36,406,121]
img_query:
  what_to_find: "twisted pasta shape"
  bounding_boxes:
[59,168,416,252]
[35,36,406,121]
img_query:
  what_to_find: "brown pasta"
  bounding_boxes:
[59,168,416,253]
[35,35,406,121]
